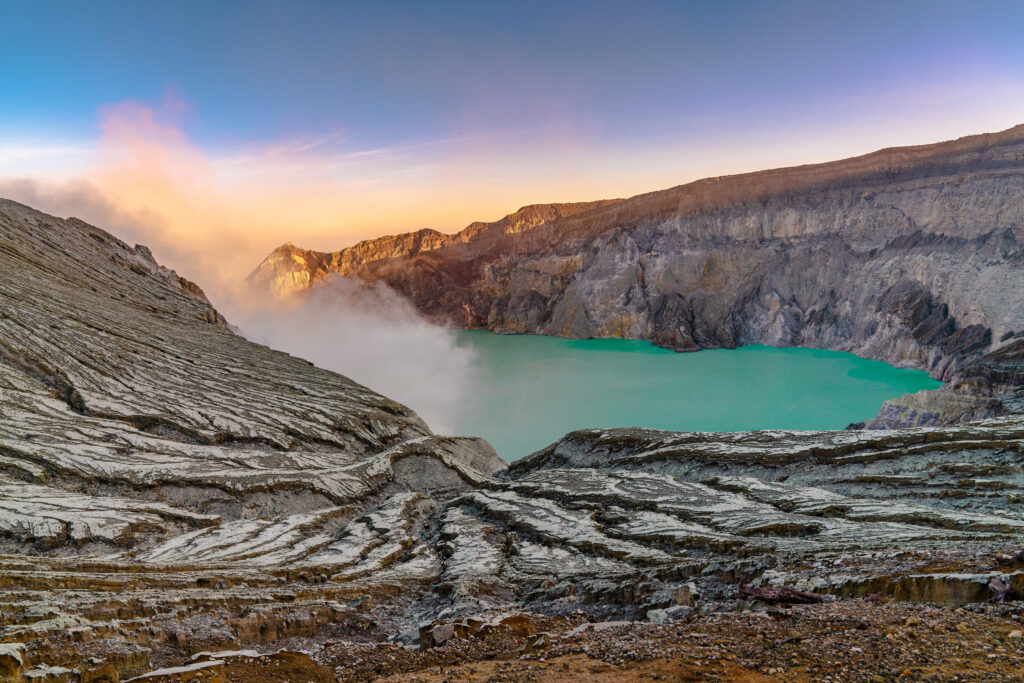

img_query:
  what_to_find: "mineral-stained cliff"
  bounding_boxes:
[248,125,1024,424]
[2,199,1024,680]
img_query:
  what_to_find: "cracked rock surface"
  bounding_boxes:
[1,198,1023,681]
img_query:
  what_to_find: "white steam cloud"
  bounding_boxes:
[231,276,477,434]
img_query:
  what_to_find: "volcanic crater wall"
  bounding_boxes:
[1,192,1024,680]
[248,126,1024,424]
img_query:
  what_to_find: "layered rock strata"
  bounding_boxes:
[1,201,1023,681]
[248,125,1024,424]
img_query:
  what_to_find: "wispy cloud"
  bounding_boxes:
[0,95,617,304]
[0,139,97,179]
[3,78,1024,311]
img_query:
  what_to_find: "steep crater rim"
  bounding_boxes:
[244,124,1024,430]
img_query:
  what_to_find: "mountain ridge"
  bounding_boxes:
[250,122,1024,288]
[247,199,624,299]
[246,124,1024,426]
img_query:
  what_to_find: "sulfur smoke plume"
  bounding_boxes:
[232,276,478,435]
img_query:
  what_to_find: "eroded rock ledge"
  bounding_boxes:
[1,200,1023,681]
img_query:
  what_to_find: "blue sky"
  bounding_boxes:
[5,1,1023,151]
[2,0,1024,289]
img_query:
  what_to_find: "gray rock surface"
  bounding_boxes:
[0,198,504,548]
[1,193,1023,679]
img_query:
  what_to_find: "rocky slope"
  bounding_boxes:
[1,199,1023,680]
[246,200,622,301]
[248,125,1024,425]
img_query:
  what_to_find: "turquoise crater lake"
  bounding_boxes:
[450,330,942,461]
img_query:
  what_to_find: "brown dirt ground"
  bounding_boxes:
[134,601,1024,682]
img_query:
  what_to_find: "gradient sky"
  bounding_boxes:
[2,0,1024,294]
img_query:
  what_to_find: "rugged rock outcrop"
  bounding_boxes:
[248,125,1024,424]
[246,200,622,301]
[2,199,1024,680]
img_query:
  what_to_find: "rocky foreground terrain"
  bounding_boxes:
[1,167,1023,683]
[248,125,1024,427]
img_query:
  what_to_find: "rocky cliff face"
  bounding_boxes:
[248,126,1024,424]
[246,200,622,301]
[2,199,1024,680]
